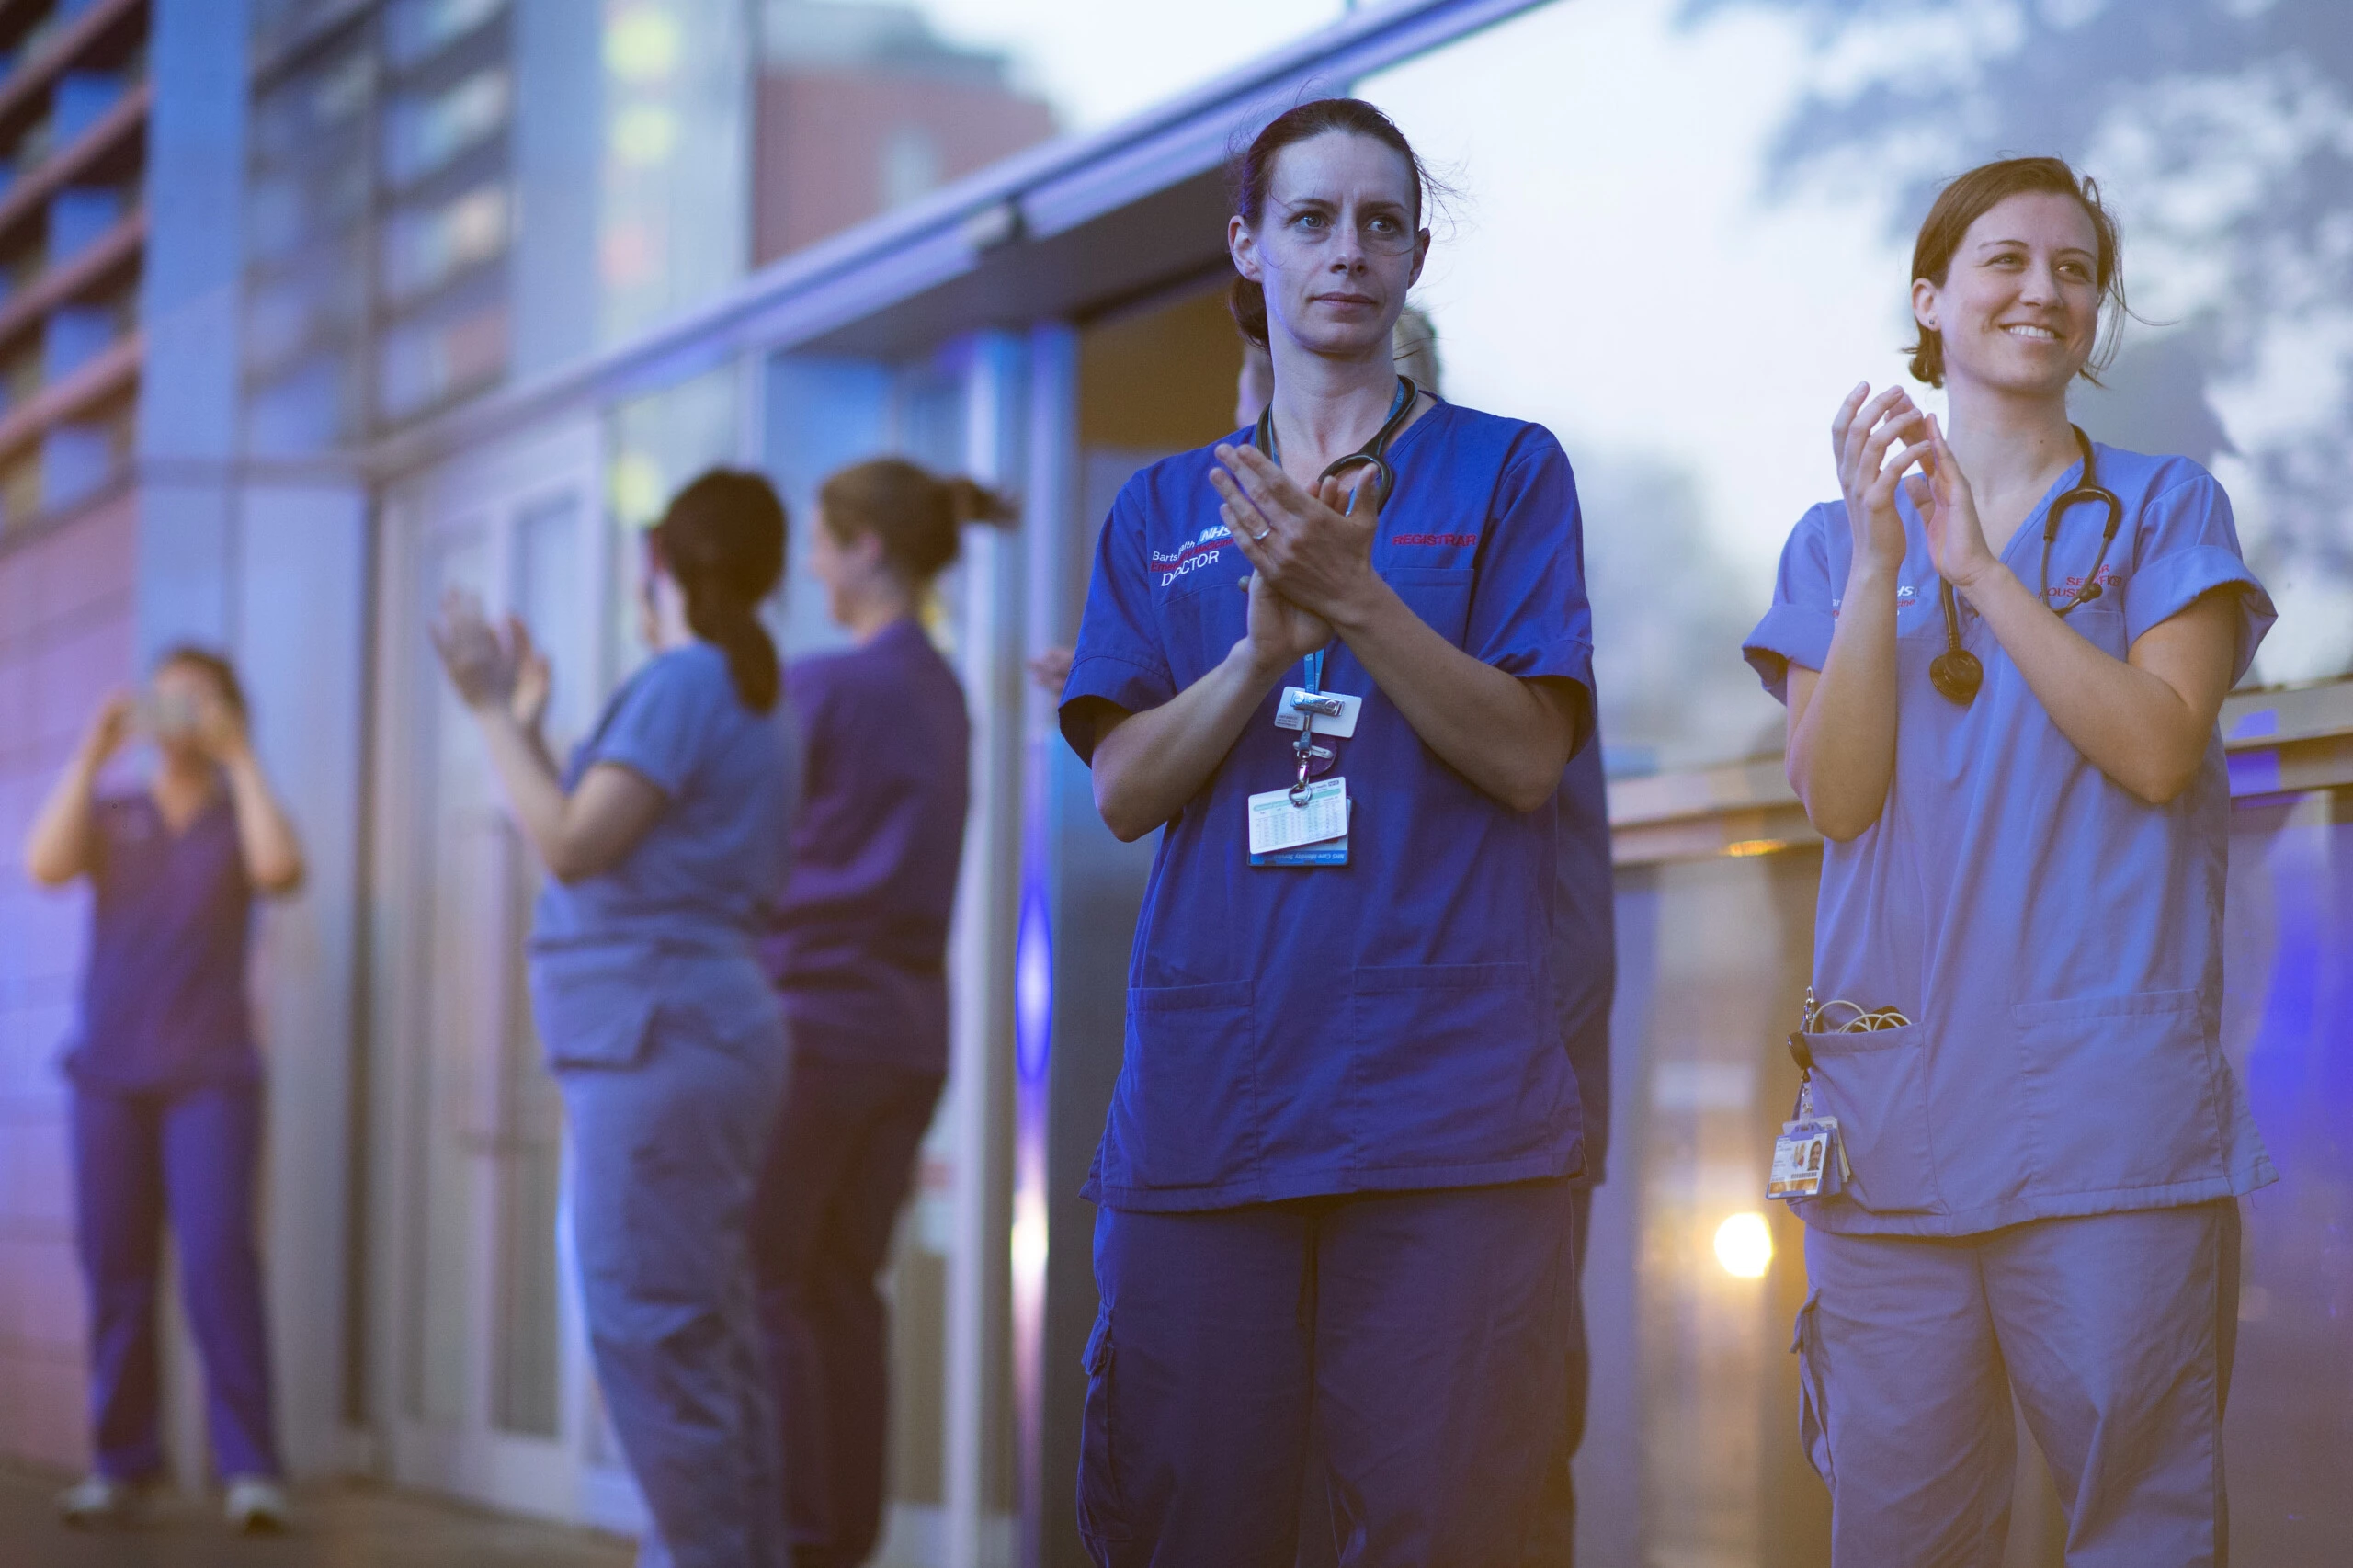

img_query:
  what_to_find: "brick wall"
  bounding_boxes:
[0,492,137,1470]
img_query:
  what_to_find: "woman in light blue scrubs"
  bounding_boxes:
[1059,99,1597,1563]
[1745,157,2273,1567]
[433,471,800,1568]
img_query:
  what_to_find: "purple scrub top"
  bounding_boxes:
[65,789,258,1091]
[762,619,969,1074]
[1059,398,1597,1213]
[1744,445,2278,1237]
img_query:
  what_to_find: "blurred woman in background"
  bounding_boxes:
[432,470,799,1568]
[24,647,304,1534]
[751,458,1013,1568]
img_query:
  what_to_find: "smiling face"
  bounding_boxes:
[1229,130,1429,364]
[1913,190,2103,399]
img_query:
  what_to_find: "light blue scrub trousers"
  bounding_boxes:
[1795,1199,2239,1568]
[563,1007,790,1568]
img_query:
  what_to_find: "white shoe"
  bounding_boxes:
[56,1473,141,1528]
[223,1475,290,1533]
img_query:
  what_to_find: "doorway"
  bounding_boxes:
[368,415,616,1523]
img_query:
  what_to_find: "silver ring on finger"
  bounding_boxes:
[1250,526,1272,542]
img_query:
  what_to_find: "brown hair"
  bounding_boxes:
[818,458,1015,584]
[155,644,247,719]
[650,469,788,712]
[1907,156,2126,387]
[1226,97,1436,348]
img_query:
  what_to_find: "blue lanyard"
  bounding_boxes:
[1303,646,1325,695]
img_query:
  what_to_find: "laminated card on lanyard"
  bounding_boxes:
[1243,379,1415,869]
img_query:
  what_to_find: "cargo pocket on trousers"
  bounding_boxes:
[1791,1287,1834,1484]
[1076,1310,1131,1549]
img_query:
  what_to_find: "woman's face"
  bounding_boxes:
[1914,191,2102,399]
[1230,131,1429,363]
[637,551,692,652]
[810,517,888,628]
[150,662,226,766]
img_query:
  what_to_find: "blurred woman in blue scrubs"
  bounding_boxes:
[1745,158,2273,1567]
[750,459,1011,1568]
[1058,98,1597,1564]
[433,470,800,1568]
[24,648,304,1533]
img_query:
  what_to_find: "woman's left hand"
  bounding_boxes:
[1210,443,1381,625]
[1906,415,2000,592]
[431,588,519,711]
[194,692,253,765]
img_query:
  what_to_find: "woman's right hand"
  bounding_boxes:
[429,588,518,712]
[1239,565,1332,681]
[506,615,551,733]
[82,689,135,767]
[1832,383,1934,574]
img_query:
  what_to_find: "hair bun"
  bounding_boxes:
[945,476,1017,527]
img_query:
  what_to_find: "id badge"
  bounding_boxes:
[1768,1116,1843,1201]
[1274,687,1363,738]
[1247,778,1347,865]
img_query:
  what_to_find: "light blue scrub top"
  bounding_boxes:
[529,640,801,1070]
[1745,445,2277,1236]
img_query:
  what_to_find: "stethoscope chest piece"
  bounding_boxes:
[1930,424,2120,708]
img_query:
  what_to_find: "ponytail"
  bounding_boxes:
[818,459,1016,585]
[651,469,788,713]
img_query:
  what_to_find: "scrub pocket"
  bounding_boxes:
[1158,565,1246,687]
[2013,988,2222,1192]
[1076,1310,1131,1548]
[530,963,659,1069]
[1800,1022,1940,1213]
[1790,1286,1834,1484]
[1386,566,1475,647]
[1110,981,1256,1190]
[1344,963,1559,1173]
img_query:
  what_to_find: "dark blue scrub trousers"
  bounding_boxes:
[70,1082,281,1483]
[1080,1179,1574,1567]
[751,1053,945,1568]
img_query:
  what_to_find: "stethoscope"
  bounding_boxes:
[1250,376,1419,801]
[1251,375,1418,518]
[1929,424,2123,705]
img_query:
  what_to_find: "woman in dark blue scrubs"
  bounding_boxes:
[750,458,1012,1568]
[434,471,800,1568]
[1058,98,1597,1565]
[23,647,306,1533]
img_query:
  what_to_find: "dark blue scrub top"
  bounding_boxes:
[529,640,801,1070]
[67,789,258,1091]
[762,618,968,1074]
[1745,446,2276,1235]
[1060,398,1597,1212]
[1554,732,1616,1187]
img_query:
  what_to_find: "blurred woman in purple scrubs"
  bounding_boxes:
[751,459,1012,1568]
[22,648,305,1534]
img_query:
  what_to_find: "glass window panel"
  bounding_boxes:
[382,64,511,188]
[378,287,510,422]
[597,0,751,346]
[381,180,510,305]
[406,524,496,1427]
[386,0,508,68]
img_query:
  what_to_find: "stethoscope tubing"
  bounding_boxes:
[1252,376,1418,518]
[1931,425,2124,705]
